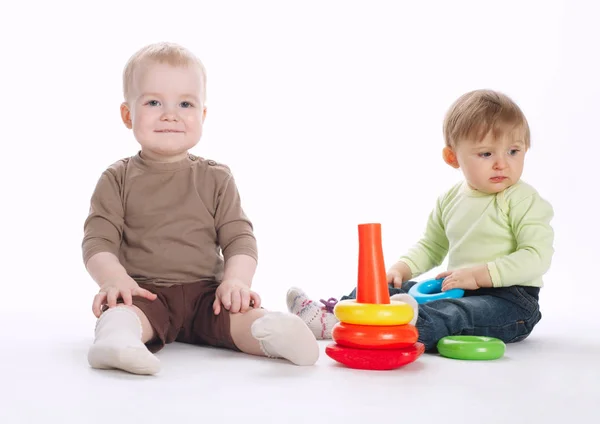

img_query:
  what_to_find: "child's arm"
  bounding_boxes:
[222,253,257,287]
[387,261,413,287]
[83,165,156,317]
[388,196,449,286]
[213,173,258,265]
[213,254,261,315]
[211,171,260,315]
[86,251,134,287]
[438,191,554,291]
[486,192,554,287]
[87,252,156,317]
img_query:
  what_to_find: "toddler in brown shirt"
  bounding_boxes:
[83,42,319,375]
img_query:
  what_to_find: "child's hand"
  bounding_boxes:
[386,261,412,288]
[387,269,403,288]
[92,279,157,318]
[436,268,480,291]
[213,278,261,315]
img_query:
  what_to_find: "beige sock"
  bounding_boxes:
[88,307,160,375]
[251,312,320,366]
[390,293,419,326]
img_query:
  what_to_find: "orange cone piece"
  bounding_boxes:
[356,223,390,304]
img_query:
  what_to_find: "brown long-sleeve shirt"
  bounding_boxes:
[82,152,257,285]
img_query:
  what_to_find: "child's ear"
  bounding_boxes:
[442,147,460,169]
[120,103,133,129]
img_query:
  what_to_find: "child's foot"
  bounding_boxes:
[251,312,320,366]
[390,293,419,326]
[286,287,339,340]
[88,307,160,375]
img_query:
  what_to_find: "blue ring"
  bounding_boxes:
[408,278,464,304]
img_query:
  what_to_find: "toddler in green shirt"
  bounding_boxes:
[288,89,554,350]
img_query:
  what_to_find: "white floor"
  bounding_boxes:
[1,304,598,424]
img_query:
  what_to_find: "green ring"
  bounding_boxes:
[437,336,506,360]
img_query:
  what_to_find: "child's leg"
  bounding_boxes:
[88,305,160,375]
[412,286,542,351]
[286,283,415,340]
[184,282,319,366]
[88,283,181,375]
[285,287,340,340]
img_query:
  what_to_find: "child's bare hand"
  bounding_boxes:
[92,279,157,318]
[436,268,479,292]
[387,269,403,288]
[213,279,261,315]
[386,261,411,288]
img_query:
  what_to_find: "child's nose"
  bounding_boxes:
[493,158,507,170]
[160,108,179,121]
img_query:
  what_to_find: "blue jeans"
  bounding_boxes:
[340,281,542,351]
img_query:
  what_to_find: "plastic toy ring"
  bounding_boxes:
[408,278,464,304]
[333,299,414,326]
[326,342,425,371]
[437,336,506,360]
[332,322,418,349]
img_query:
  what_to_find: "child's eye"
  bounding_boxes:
[509,149,520,156]
[180,101,194,108]
[146,100,160,107]
[478,152,492,158]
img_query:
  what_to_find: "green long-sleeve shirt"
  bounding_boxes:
[399,180,554,288]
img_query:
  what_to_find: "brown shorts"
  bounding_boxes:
[130,281,240,354]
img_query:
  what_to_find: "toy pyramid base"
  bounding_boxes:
[325,342,425,370]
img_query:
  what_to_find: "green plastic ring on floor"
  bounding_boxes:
[437,336,506,360]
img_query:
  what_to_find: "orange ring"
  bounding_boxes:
[332,322,418,349]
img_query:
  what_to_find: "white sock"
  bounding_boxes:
[286,287,339,340]
[251,312,320,366]
[88,307,160,375]
[390,293,419,326]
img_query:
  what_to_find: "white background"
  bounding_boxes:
[1,1,599,423]
[1,0,598,349]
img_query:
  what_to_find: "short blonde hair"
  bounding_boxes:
[443,89,530,149]
[122,42,207,103]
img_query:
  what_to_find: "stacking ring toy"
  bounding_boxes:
[333,299,414,326]
[332,322,418,349]
[326,342,425,370]
[437,336,506,360]
[408,278,464,304]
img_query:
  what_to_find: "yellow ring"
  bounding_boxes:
[333,300,414,326]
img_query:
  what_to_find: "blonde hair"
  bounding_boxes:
[443,89,530,148]
[122,42,207,103]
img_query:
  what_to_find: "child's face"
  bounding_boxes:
[453,130,527,194]
[121,62,206,161]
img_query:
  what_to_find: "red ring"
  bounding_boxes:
[332,322,418,349]
[326,342,425,370]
